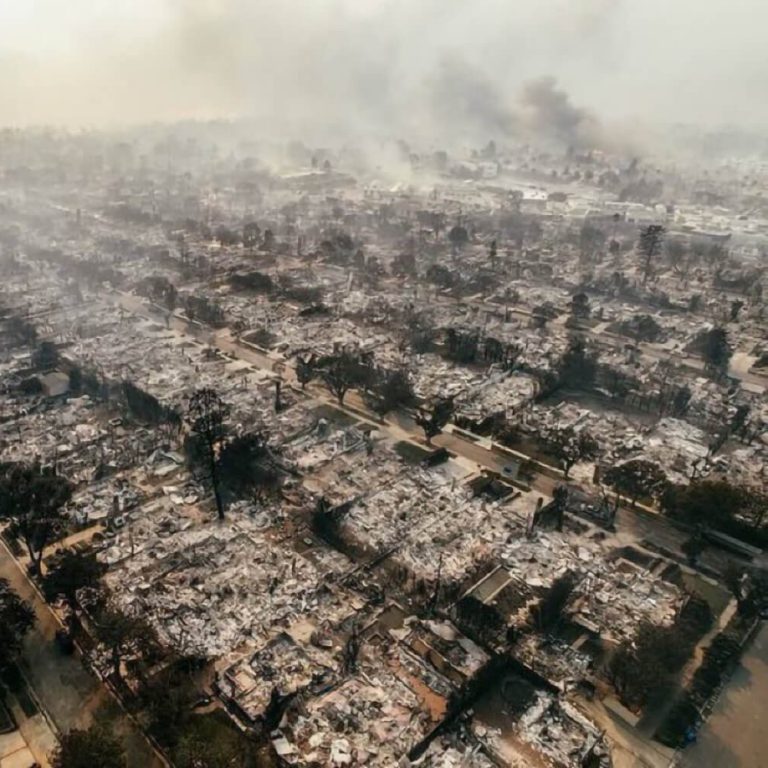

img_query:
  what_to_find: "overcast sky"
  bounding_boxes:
[0,0,765,135]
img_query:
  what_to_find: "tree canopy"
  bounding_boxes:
[0,462,73,571]
[50,725,127,768]
[174,712,264,768]
[700,326,732,375]
[662,479,766,532]
[448,224,469,252]
[91,598,159,682]
[0,577,35,670]
[362,367,416,418]
[604,459,668,508]
[44,549,106,607]
[315,350,373,405]
[544,426,599,479]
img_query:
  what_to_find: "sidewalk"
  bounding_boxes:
[1,689,56,768]
[0,538,161,768]
[0,728,39,768]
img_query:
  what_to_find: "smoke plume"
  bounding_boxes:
[0,0,766,151]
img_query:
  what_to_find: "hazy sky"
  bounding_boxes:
[1,0,765,134]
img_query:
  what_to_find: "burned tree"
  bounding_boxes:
[557,335,598,391]
[531,572,576,632]
[569,292,591,320]
[242,222,261,252]
[448,224,469,254]
[31,340,59,371]
[455,594,505,646]
[415,397,455,445]
[186,389,230,520]
[579,222,606,261]
[404,311,436,354]
[121,381,180,430]
[311,496,353,552]
[295,353,316,389]
[217,432,283,503]
[638,224,665,286]
[444,328,481,364]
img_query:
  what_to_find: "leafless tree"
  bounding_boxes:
[186,389,230,520]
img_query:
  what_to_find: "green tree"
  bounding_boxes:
[544,427,599,480]
[605,459,668,508]
[0,462,73,573]
[662,479,765,531]
[174,713,262,768]
[0,578,35,670]
[607,597,711,710]
[607,624,671,707]
[316,350,371,406]
[43,550,106,608]
[91,601,159,683]
[139,655,203,749]
[50,725,126,768]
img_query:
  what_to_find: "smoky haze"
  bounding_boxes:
[1,0,766,147]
